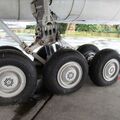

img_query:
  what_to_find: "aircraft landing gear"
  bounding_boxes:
[0,0,120,105]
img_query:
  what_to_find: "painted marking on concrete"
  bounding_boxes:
[118,74,120,80]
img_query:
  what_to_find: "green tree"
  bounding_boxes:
[26,25,35,29]
[76,24,97,32]
[58,23,67,34]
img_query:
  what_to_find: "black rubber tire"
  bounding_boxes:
[0,49,37,105]
[0,46,22,52]
[77,44,99,63]
[43,49,88,94]
[89,49,120,86]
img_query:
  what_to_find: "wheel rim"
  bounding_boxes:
[103,59,120,82]
[85,51,96,61]
[0,66,26,98]
[57,62,83,89]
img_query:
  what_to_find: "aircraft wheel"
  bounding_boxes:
[89,49,120,86]
[0,49,37,105]
[43,49,88,94]
[77,44,99,63]
[0,46,22,52]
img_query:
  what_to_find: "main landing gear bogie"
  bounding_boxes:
[77,44,120,86]
[41,45,120,94]
[0,44,120,105]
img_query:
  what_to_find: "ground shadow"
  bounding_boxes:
[11,70,95,120]
[12,65,52,120]
[12,83,52,120]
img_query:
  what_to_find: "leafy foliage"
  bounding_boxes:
[58,23,67,34]
[75,24,120,33]
[25,24,120,34]
[76,24,97,32]
[26,25,36,29]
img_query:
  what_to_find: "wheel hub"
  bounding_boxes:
[4,78,14,87]
[85,51,96,61]
[57,62,83,89]
[0,66,26,98]
[1,72,19,90]
[65,68,77,82]
[66,70,76,81]
[103,59,120,81]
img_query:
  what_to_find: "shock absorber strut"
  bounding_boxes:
[31,0,60,47]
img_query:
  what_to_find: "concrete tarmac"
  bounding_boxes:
[34,78,120,120]
[0,77,120,120]
[0,37,120,120]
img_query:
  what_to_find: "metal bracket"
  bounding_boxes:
[0,20,46,64]
[31,0,59,47]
